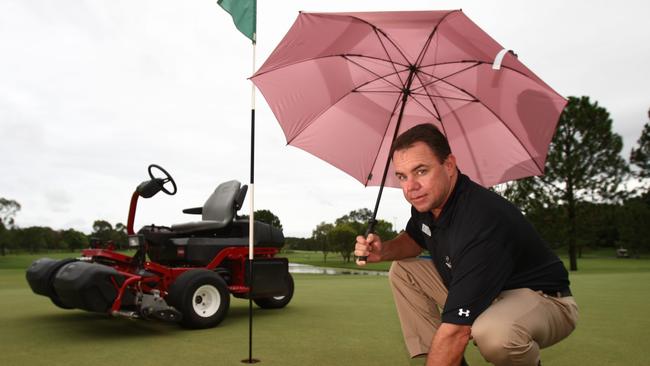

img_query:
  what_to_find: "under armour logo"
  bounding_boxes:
[445,256,452,269]
[458,308,470,317]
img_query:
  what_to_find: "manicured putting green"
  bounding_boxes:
[2,254,649,365]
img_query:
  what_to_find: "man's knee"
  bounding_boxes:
[388,259,411,286]
[472,321,510,364]
[472,321,539,366]
[389,258,448,310]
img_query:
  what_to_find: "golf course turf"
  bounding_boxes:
[1,252,648,365]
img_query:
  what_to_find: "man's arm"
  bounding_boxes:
[355,232,422,265]
[426,323,471,366]
[379,232,423,261]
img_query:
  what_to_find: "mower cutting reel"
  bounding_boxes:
[26,164,294,329]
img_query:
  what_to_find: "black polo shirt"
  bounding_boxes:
[405,173,569,325]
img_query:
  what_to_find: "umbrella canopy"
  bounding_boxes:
[251,10,567,188]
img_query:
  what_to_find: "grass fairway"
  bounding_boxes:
[2,254,649,365]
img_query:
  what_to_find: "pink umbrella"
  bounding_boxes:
[252,10,566,227]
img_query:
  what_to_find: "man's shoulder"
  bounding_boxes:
[454,176,521,225]
[456,177,503,210]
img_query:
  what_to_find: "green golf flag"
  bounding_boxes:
[218,0,256,42]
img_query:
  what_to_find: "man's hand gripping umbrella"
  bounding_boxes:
[355,232,382,266]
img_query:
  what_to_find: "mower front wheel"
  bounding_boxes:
[167,269,230,329]
[254,273,294,309]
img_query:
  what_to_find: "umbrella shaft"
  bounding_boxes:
[359,66,418,265]
[367,66,418,232]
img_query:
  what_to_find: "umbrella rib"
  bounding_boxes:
[282,61,404,148]
[336,13,412,69]
[254,13,417,82]
[407,94,441,120]
[342,13,413,67]
[410,92,475,102]
[409,62,481,123]
[412,14,446,70]
[365,89,405,187]
[283,88,353,146]
[354,90,403,94]
[421,60,487,68]
[444,83,545,175]
[344,55,408,92]
[412,62,481,95]
[280,52,410,147]
[371,27,408,88]
[413,57,545,176]
[346,54,410,68]
[396,10,460,128]
[411,63,479,121]
[352,91,473,101]
[418,61,544,90]
[419,62,546,174]
[413,69,445,122]
[253,54,405,79]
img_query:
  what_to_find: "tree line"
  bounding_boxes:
[285,208,398,263]
[1,97,649,271]
[0,208,282,255]
[0,211,129,255]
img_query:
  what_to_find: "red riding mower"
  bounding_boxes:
[26,164,294,329]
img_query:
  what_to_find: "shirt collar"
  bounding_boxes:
[431,170,469,228]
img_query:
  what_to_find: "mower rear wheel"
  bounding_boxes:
[167,269,230,329]
[254,273,294,309]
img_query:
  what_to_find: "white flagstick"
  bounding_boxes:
[244,33,259,364]
[249,37,256,262]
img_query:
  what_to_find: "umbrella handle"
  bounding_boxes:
[355,219,377,265]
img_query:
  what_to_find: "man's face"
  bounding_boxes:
[393,141,457,215]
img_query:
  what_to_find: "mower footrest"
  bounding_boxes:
[112,310,141,320]
[139,293,182,323]
[146,308,182,322]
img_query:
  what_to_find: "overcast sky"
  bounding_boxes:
[1,0,649,238]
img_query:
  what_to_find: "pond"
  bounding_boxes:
[288,262,387,276]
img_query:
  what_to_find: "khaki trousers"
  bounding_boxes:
[389,258,578,366]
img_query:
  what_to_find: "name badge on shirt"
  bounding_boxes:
[421,223,431,237]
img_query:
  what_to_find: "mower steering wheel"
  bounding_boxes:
[148,164,177,195]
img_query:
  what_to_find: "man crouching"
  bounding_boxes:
[355,123,578,366]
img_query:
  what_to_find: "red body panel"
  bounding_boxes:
[81,245,280,312]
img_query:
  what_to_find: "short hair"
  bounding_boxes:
[390,123,451,163]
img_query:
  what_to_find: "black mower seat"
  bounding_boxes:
[140,220,284,266]
[141,220,284,248]
[139,179,284,265]
[171,180,244,233]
